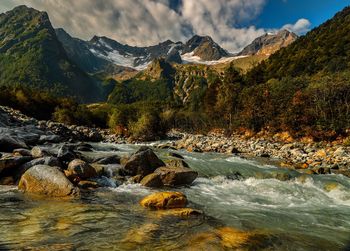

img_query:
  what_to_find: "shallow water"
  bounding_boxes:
[0,143,350,250]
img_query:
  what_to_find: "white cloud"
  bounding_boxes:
[0,0,311,52]
[283,18,311,34]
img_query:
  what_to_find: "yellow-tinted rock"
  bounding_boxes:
[216,227,251,248]
[324,183,339,192]
[140,191,187,209]
[315,149,327,158]
[123,223,159,244]
[155,208,202,218]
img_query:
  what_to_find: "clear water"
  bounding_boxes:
[0,143,350,250]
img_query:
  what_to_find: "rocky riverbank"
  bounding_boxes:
[156,130,350,177]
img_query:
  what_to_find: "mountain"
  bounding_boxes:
[238,29,298,56]
[0,5,102,102]
[57,31,231,71]
[55,28,112,73]
[248,6,350,82]
[182,35,230,61]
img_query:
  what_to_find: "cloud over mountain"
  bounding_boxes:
[1,0,311,52]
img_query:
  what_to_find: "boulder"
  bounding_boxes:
[18,165,79,197]
[57,144,77,163]
[140,173,163,188]
[155,208,203,218]
[154,166,198,186]
[0,135,28,152]
[140,191,187,209]
[123,147,165,177]
[13,148,32,157]
[16,157,63,181]
[38,135,62,144]
[0,156,32,175]
[168,152,184,159]
[31,146,51,158]
[165,159,190,168]
[94,155,121,165]
[67,159,97,179]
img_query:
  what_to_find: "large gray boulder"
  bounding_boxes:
[18,165,80,197]
[122,147,165,177]
[16,157,62,181]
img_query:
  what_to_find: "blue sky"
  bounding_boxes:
[256,0,350,30]
[0,0,349,52]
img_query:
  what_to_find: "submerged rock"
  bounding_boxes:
[94,155,121,165]
[154,208,203,218]
[140,191,187,209]
[18,165,80,197]
[123,147,165,177]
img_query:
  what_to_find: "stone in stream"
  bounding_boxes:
[57,144,77,163]
[18,165,80,198]
[122,147,165,177]
[165,159,189,168]
[0,156,32,176]
[156,166,198,186]
[140,173,163,187]
[140,191,187,209]
[94,155,121,165]
[38,134,62,144]
[13,148,32,157]
[67,159,97,180]
[168,152,184,159]
[31,146,52,158]
[18,157,63,180]
[0,135,28,152]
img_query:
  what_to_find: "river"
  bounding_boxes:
[0,142,349,250]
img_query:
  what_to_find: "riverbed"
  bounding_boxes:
[0,143,349,250]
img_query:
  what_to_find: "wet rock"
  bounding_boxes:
[38,134,62,144]
[140,191,187,209]
[165,159,190,168]
[78,180,100,189]
[0,135,28,152]
[227,147,241,154]
[226,172,243,180]
[0,156,32,175]
[140,173,163,188]
[67,159,97,180]
[94,155,121,165]
[324,182,339,192]
[13,148,32,157]
[123,147,165,177]
[57,144,77,163]
[153,166,198,187]
[168,152,184,159]
[0,176,15,185]
[18,165,80,197]
[154,208,203,218]
[31,146,51,158]
[75,143,94,152]
[18,157,63,179]
[130,174,144,183]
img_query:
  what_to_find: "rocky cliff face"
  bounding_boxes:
[238,29,298,56]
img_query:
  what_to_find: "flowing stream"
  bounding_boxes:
[0,142,350,250]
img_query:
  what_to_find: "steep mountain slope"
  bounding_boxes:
[0,5,102,102]
[238,30,297,56]
[248,6,350,82]
[55,28,112,73]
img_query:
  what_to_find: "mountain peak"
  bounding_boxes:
[238,29,298,56]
